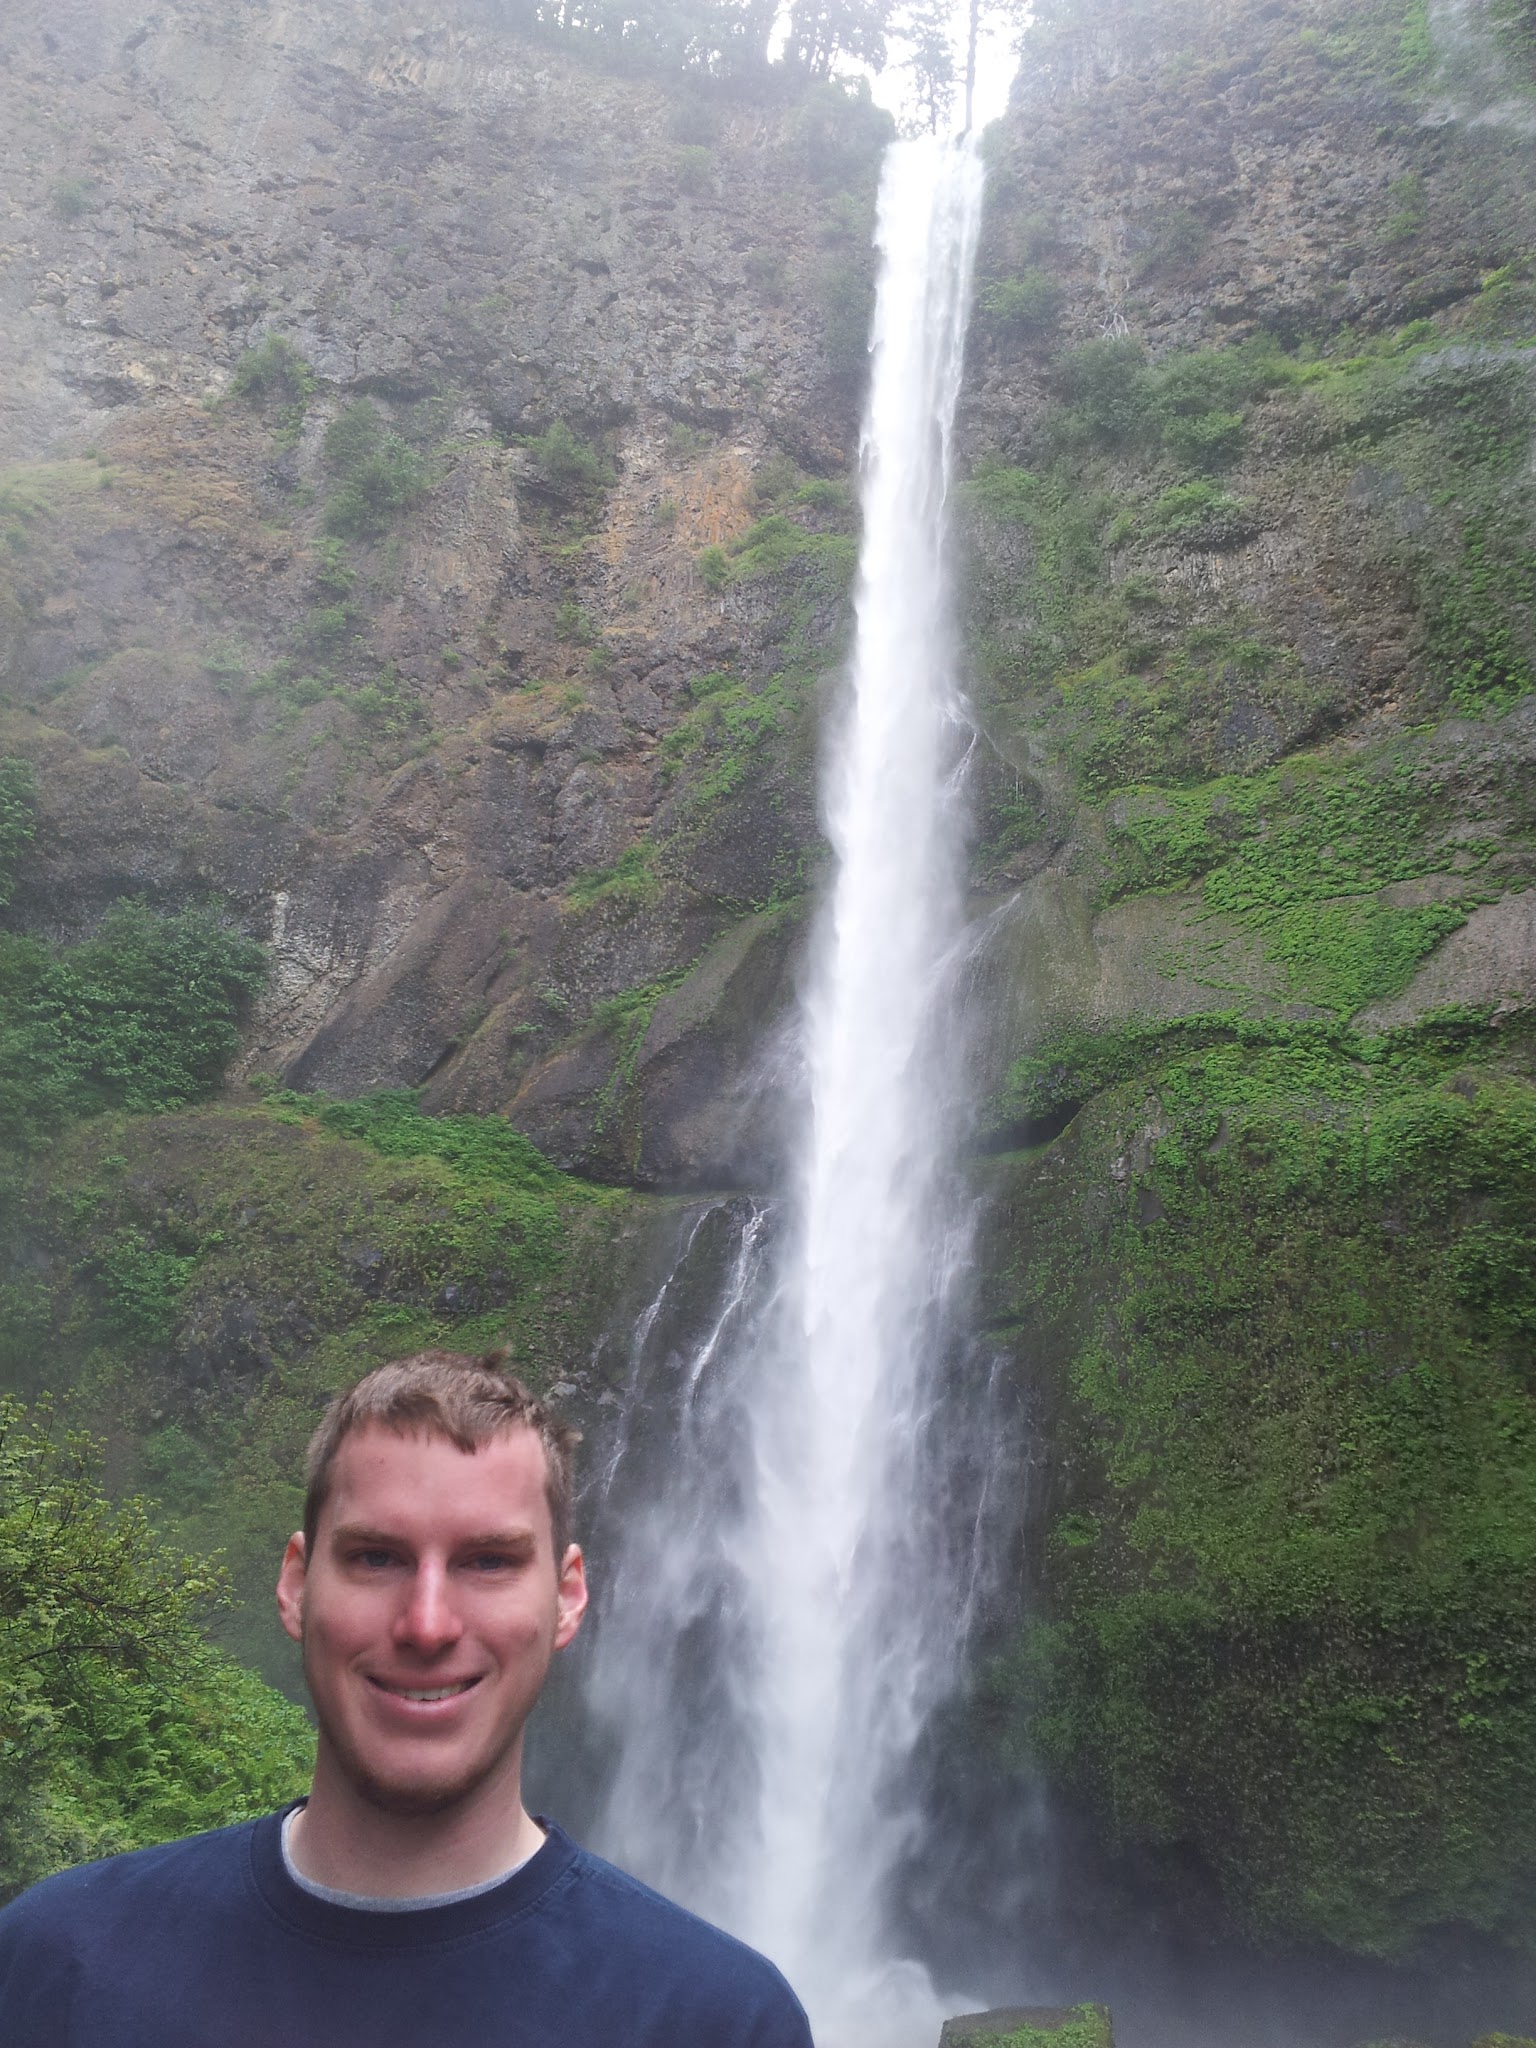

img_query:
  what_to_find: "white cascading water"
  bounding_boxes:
[741,132,985,2041]
[583,135,986,2048]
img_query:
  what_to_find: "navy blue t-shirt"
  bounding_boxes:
[0,1812,814,2047]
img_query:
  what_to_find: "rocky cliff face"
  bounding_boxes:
[1,0,879,1186]
[4,0,1536,1993]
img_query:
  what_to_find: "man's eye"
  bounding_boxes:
[353,1549,398,1569]
[465,1552,517,1572]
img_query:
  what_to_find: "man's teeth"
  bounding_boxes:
[388,1682,474,1701]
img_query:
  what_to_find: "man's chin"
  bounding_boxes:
[318,1726,518,1818]
[347,1766,486,1819]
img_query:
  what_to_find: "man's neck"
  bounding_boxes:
[288,1749,546,1900]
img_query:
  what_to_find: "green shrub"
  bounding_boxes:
[95,1229,203,1349]
[522,419,615,495]
[49,177,95,221]
[0,1400,313,1902]
[782,79,893,190]
[818,256,876,385]
[321,401,426,539]
[565,842,661,914]
[1049,338,1154,448]
[978,269,1065,340]
[0,902,266,1151]
[0,758,37,908]
[697,545,731,591]
[229,335,315,410]
[1145,480,1252,544]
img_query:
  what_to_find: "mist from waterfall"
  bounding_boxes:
[581,135,986,2048]
[1428,0,1536,128]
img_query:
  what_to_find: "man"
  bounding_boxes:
[0,1350,814,2046]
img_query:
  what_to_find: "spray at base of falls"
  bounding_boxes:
[583,137,988,2048]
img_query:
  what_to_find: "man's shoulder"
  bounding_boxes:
[0,1816,265,1940]
[559,1835,805,2007]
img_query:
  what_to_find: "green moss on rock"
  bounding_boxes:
[977,1010,1536,1956]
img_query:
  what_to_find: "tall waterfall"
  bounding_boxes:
[583,136,986,2048]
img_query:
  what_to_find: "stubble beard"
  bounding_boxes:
[302,1640,527,1820]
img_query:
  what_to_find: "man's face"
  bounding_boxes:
[276,1422,587,1817]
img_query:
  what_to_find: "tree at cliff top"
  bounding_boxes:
[0,1401,312,1903]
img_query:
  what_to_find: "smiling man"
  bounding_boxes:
[0,1351,814,2047]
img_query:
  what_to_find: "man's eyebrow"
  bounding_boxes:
[328,1524,408,1547]
[327,1524,538,1549]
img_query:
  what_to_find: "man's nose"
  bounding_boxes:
[393,1561,464,1654]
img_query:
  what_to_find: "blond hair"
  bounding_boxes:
[302,1349,580,1559]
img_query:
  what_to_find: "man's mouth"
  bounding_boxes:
[368,1677,481,1702]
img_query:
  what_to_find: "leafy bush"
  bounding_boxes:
[229,335,315,410]
[0,1401,313,1902]
[321,401,426,539]
[978,269,1065,341]
[1048,338,1154,448]
[50,177,95,221]
[782,79,893,190]
[818,255,876,385]
[522,419,615,495]
[1144,480,1252,545]
[0,902,266,1151]
[565,842,661,914]
[0,758,37,908]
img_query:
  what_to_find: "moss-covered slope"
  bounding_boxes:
[963,0,1536,1960]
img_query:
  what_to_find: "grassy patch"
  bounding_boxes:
[565,840,662,915]
[1098,740,1498,1014]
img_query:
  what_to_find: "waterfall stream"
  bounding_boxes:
[582,137,987,2048]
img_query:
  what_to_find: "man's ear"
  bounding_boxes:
[554,1543,588,1651]
[276,1531,308,1644]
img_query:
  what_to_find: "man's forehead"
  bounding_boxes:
[329,1417,550,1498]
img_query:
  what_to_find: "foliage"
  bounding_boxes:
[321,401,426,539]
[10,1098,623,1686]
[0,903,267,1152]
[950,2009,1112,2048]
[0,1400,312,1902]
[1421,509,1536,715]
[307,1089,566,1192]
[228,336,316,431]
[1100,742,1494,1014]
[1142,480,1251,545]
[1046,335,1288,463]
[982,1012,1536,1956]
[522,419,616,495]
[49,177,95,222]
[659,669,810,813]
[978,270,1065,342]
[818,253,878,384]
[0,757,37,908]
[565,840,662,913]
